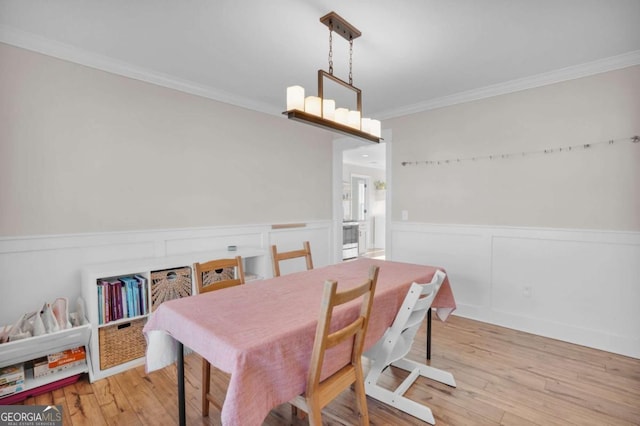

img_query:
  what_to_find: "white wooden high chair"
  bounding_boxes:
[363,270,456,425]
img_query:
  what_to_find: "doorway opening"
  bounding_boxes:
[342,143,386,260]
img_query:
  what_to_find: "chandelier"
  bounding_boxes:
[284,11,381,143]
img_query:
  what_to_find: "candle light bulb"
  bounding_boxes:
[286,86,305,111]
[323,99,335,120]
[370,119,381,138]
[348,110,361,130]
[304,96,322,117]
[335,108,349,125]
[361,118,371,134]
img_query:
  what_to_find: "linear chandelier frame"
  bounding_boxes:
[284,11,382,144]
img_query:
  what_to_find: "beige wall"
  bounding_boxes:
[387,66,640,231]
[0,43,333,236]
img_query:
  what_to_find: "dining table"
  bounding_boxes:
[143,257,456,426]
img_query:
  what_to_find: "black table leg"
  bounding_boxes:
[426,307,432,360]
[177,341,185,426]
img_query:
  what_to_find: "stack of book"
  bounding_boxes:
[32,346,86,378]
[97,275,148,324]
[0,363,25,397]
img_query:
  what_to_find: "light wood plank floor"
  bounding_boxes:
[18,315,640,425]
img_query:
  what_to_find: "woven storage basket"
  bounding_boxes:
[98,318,147,370]
[150,266,192,311]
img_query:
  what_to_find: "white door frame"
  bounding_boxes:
[332,129,392,264]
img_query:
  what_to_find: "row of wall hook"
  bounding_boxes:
[400,135,639,167]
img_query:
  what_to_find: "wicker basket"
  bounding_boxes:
[98,318,147,370]
[150,266,192,311]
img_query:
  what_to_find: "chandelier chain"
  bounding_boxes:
[349,38,353,85]
[328,26,334,75]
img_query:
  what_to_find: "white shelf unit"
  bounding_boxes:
[0,324,91,400]
[81,247,266,382]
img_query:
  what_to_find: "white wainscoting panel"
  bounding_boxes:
[0,221,332,327]
[0,239,156,328]
[390,222,640,359]
[391,226,491,309]
[164,229,265,256]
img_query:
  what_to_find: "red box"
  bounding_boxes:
[47,347,86,369]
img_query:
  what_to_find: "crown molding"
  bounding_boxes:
[377,50,640,120]
[2,24,638,121]
[0,24,281,116]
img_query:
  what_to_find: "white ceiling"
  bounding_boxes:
[1,0,639,121]
[343,143,386,170]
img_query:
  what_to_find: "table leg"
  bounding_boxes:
[426,308,432,360]
[177,341,185,426]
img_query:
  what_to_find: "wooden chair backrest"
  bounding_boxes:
[270,241,313,277]
[306,265,379,405]
[193,256,245,294]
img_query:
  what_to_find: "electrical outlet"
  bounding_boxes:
[523,286,532,298]
[401,210,408,221]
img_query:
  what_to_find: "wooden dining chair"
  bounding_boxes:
[363,270,455,424]
[290,265,379,426]
[192,256,245,417]
[270,240,313,277]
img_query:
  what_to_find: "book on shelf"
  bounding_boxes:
[129,277,137,317]
[111,280,123,321]
[97,275,149,325]
[97,279,111,324]
[0,363,24,386]
[133,279,139,316]
[105,281,111,322]
[97,284,104,324]
[0,379,24,397]
[0,363,25,397]
[47,346,86,369]
[119,276,139,318]
[120,284,128,319]
[121,278,129,318]
[32,346,86,378]
[135,275,148,315]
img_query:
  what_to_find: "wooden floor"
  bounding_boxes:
[17,315,640,425]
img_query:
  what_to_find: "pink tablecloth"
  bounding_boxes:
[143,258,455,426]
